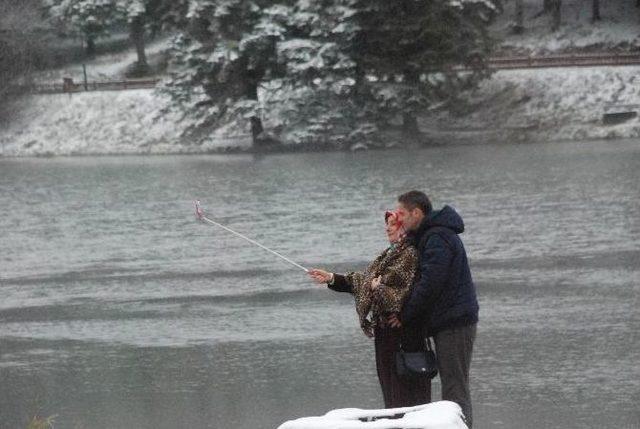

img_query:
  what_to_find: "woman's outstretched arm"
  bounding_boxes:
[308,268,360,293]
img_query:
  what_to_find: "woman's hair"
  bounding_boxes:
[384,210,401,226]
[398,190,432,215]
[384,211,405,238]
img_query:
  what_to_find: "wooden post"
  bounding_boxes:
[63,77,73,93]
[83,64,88,91]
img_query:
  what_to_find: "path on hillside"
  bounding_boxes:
[14,52,640,95]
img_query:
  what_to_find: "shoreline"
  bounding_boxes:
[1,135,637,159]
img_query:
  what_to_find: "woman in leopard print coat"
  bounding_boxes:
[341,229,418,338]
[308,210,430,408]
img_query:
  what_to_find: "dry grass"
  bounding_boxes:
[26,415,57,429]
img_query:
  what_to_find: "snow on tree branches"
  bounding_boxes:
[159,0,501,150]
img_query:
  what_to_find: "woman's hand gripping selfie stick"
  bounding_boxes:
[194,200,309,273]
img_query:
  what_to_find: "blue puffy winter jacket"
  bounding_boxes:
[400,205,479,335]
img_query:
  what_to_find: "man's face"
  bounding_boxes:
[396,202,424,231]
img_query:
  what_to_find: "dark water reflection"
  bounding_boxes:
[1,139,639,428]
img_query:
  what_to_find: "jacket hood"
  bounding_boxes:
[418,205,465,235]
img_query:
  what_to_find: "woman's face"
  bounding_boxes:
[385,218,403,243]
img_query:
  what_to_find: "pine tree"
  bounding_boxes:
[43,0,123,56]
[162,0,501,150]
[270,0,501,146]
[43,0,182,68]
[260,0,368,148]
[119,0,148,74]
[348,0,500,138]
[161,0,284,147]
[118,0,190,75]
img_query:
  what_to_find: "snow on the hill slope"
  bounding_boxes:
[2,64,639,156]
[492,0,640,53]
[422,65,640,143]
[0,89,251,156]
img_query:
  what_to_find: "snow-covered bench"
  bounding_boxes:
[277,401,468,429]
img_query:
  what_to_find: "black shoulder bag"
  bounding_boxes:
[395,337,438,379]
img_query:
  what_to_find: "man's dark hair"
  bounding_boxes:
[398,190,432,215]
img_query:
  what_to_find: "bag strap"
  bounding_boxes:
[399,335,435,352]
[425,336,434,352]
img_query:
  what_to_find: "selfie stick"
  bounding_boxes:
[194,200,308,273]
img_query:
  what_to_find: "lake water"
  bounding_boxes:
[1,140,639,429]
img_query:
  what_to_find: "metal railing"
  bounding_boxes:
[11,78,161,95]
[486,52,640,69]
[10,52,640,95]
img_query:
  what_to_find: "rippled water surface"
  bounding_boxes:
[1,140,639,429]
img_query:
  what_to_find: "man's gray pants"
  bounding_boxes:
[433,324,477,428]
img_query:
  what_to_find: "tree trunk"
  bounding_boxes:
[402,70,422,138]
[551,0,561,31]
[353,62,367,107]
[533,0,552,18]
[130,15,147,66]
[591,0,601,22]
[402,113,420,136]
[245,73,268,148]
[247,80,262,141]
[250,116,264,144]
[513,0,524,34]
[86,35,96,57]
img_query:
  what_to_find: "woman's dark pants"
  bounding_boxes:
[374,325,431,408]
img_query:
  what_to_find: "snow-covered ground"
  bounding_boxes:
[0,89,252,156]
[278,401,467,429]
[492,0,640,53]
[2,64,638,156]
[421,65,640,144]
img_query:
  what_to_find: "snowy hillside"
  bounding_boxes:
[3,63,638,156]
[0,90,252,156]
[492,0,640,53]
[2,1,640,156]
[420,65,640,144]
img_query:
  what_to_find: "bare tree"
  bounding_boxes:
[128,13,149,76]
[551,0,561,31]
[513,0,524,34]
[0,0,46,96]
[592,0,601,22]
[535,0,561,31]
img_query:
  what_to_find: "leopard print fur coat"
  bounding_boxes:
[344,239,419,337]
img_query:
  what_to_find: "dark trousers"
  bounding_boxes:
[433,323,477,428]
[374,325,431,408]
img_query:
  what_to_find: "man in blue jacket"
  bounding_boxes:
[390,190,479,428]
